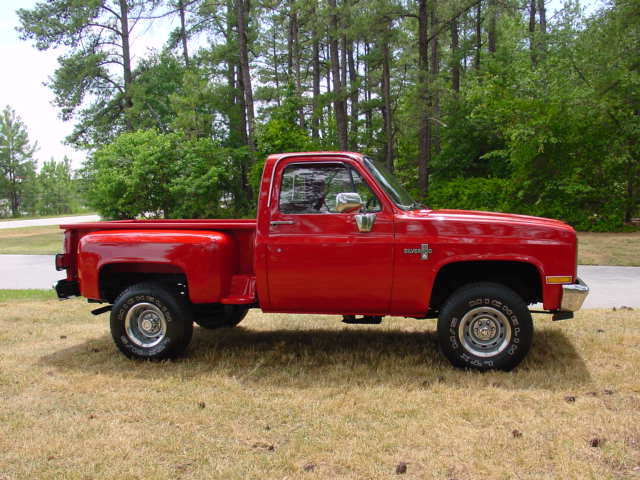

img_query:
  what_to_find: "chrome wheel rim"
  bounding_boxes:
[125,302,167,348]
[458,306,512,357]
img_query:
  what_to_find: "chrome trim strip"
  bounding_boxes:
[267,153,360,208]
[560,277,589,312]
[270,220,295,226]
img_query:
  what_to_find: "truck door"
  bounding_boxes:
[266,161,394,314]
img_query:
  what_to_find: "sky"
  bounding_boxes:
[0,1,177,170]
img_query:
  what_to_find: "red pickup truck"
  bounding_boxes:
[55,151,588,370]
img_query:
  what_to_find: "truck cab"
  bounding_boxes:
[56,151,589,370]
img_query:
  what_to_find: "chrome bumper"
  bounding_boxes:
[560,277,589,312]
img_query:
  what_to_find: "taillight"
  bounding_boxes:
[55,253,69,271]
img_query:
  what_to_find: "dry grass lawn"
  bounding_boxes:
[577,231,640,266]
[0,226,63,255]
[1,298,639,479]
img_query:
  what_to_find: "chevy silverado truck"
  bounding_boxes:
[55,151,589,370]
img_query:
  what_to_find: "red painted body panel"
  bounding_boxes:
[77,230,237,303]
[59,151,579,315]
[392,209,576,313]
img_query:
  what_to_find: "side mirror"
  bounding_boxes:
[335,192,363,213]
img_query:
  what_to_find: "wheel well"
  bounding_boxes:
[99,263,187,303]
[430,261,542,311]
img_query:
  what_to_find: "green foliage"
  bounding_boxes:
[428,178,513,212]
[36,157,79,215]
[87,130,248,219]
[15,0,640,230]
[0,106,38,217]
[252,92,319,192]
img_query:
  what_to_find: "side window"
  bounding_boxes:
[279,164,381,214]
[350,167,381,213]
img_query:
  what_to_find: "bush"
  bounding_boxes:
[428,178,513,212]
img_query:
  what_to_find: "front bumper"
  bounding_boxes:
[560,277,589,312]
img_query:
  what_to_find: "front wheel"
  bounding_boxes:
[437,282,533,371]
[110,282,194,360]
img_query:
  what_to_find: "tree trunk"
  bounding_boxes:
[287,0,294,78]
[537,0,547,60]
[226,0,246,145]
[291,2,304,128]
[311,12,321,140]
[118,0,133,128]
[474,1,481,70]
[488,0,496,54]
[347,40,359,150]
[529,0,537,66]
[272,27,281,107]
[235,0,256,156]
[364,41,372,134]
[178,0,190,66]
[381,37,394,171]
[234,0,254,205]
[451,18,460,93]
[328,0,348,150]
[430,0,440,155]
[417,0,430,197]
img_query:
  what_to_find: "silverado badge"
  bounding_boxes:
[403,244,433,260]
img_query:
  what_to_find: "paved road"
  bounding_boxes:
[0,214,100,229]
[0,255,637,309]
[0,255,64,290]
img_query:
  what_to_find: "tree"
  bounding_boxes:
[17,0,163,147]
[0,106,38,217]
[37,157,78,215]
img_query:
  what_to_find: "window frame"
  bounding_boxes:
[277,161,383,215]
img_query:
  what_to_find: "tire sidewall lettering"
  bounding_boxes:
[450,294,523,364]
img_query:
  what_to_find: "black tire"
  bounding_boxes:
[194,305,248,329]
[110,282,194,360]
[437,282,533,371]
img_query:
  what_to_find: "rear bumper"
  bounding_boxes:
[55,279,80,299]
[560,277,589,312]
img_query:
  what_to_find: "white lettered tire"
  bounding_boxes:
[437,282,533,371]
[110,282,194,360]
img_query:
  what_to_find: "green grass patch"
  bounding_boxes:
[0,211,96,222]
[0,289,57,302]
[0,225,63,254]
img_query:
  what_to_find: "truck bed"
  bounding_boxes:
[60,218,257,231]
[58,219,258,304]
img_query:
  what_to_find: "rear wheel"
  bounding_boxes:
[194,304,249,329]
[437,282,533,371]
[110,282,193,360]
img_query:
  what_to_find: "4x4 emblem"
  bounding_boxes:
[403,244,433,260]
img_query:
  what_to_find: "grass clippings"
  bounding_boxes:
[0,299,639,479]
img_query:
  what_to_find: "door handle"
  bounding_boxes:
[270,220,295,226]
[355,213,376,232]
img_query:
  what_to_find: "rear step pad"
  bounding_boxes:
[220,274,256,304]
[342,315,383,325]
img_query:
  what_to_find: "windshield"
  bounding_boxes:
[363,157,420,210]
